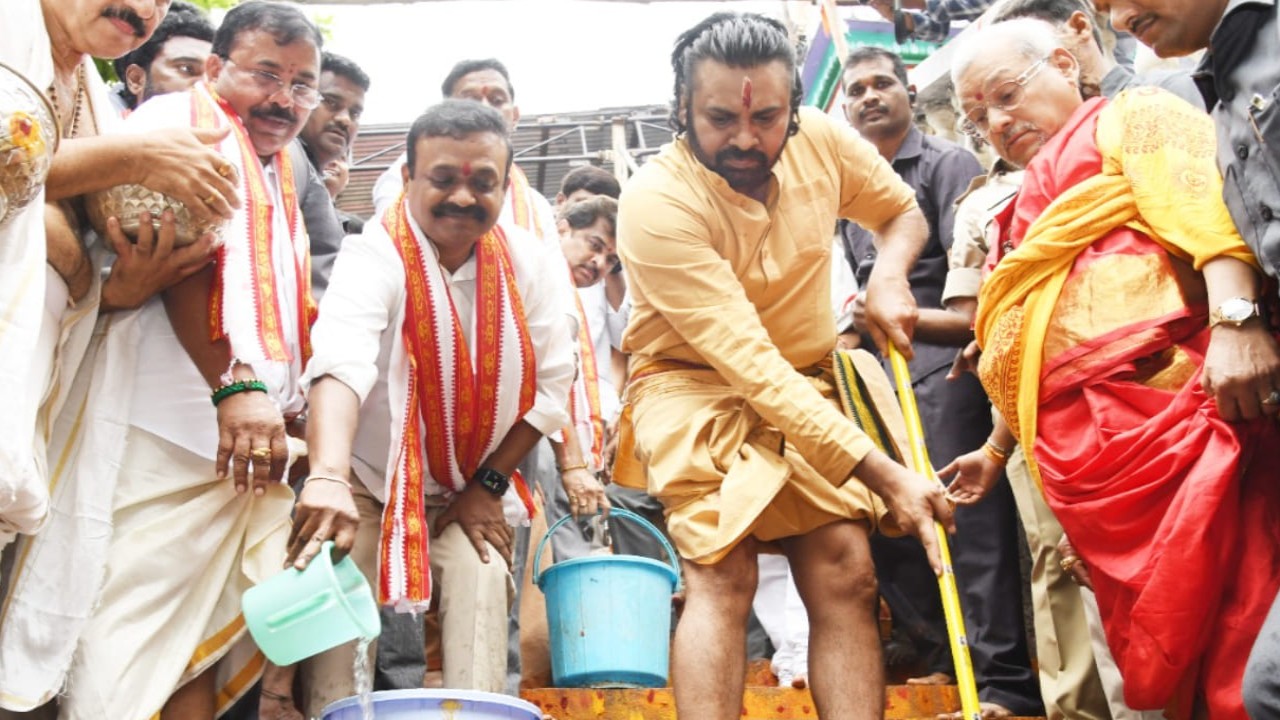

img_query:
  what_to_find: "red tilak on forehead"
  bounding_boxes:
[975,91,984,102]
[741,76,753,109]
[461,161,472,176]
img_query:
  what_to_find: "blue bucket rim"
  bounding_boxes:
[532,507,682,589]
[320,688,542,716]
[536,553,679,587]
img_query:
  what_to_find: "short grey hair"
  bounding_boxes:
[950,18,1065,87]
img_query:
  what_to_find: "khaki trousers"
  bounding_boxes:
[300,476,514,716]
[1006,446,1111,720]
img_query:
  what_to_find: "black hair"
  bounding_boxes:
[559,195,618,239]
[669,12,803,137]
[211,1,323,60]
[321,51,371,92]
[844,45,910,89]
[558,166,621,200]
[405,99,513,180]
[441,58,514,100]
[113,0,215,109]
[992,0,1105,52]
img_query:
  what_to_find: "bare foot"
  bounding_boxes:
[422,669,444,688]
[258,692,303,720]
[936,702,1014,719]
[907,671,954,685]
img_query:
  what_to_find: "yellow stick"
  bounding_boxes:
[887,345,982,720]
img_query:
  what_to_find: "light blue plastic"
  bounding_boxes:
[321,689,542,720]
[241,541,381,665]
[532,508,681,688]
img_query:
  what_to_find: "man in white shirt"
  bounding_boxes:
[292,99,574,707]
[38,6,324,719]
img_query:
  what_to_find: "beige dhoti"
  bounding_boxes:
[616,350,906,564]
[60,427,293,720]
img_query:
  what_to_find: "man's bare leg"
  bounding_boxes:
[783,520,885,719]
[160,664,216,720]
[671,537,760,720]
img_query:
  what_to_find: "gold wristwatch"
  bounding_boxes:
[1209,297,1261,328]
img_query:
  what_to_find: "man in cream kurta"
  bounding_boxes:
[614,12,954,720]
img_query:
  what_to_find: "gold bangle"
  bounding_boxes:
[981,442,1009,467]
[304,475,351,489]
[558,463,589,474]
[985,438,1013,457]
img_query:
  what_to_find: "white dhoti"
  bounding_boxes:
[60,427,292,720]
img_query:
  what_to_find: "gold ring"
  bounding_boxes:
[1059,556,1080,573]
[250,447,271,460]
[203,192,218,206]
[217,162,233,178]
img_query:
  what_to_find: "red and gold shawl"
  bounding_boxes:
[378,195,537,610]
[190,82,315,364]
[975,89,1280,719]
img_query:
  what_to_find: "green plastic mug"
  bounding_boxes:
[242,541,381,665]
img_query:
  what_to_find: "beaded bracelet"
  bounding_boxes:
[211,379,268,407]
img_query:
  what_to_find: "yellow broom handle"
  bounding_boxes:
[887,345,982,720]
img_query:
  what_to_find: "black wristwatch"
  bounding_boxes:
[473,467,510,497]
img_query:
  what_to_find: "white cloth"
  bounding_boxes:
[753,554,810,686]
[302,200,574,508]
[123,86,308,459]
[0,79,297,710]
[0,0,99,543]
[575,282,620,421]
[830,236,859,333]
[0,0,127,706]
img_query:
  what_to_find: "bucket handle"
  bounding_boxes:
[532,507,682,590]
[317,541,380,640]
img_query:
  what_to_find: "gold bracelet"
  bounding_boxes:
[985,438,1013,457]
[304,475,352,489]
[981,442,1009,467]
[558,463,589,474]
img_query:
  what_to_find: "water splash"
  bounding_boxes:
[353,637,374,720]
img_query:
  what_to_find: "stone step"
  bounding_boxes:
[521,686,1046,720]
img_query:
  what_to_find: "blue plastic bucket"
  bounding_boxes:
[533,507,681,688]
[321,689,541,720]
[241,541,380,666]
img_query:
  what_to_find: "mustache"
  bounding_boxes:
[1001,123,1038,147]
[714,147,769,167]
[251,104,298,125]
[323,122,349,141]
[102,5,147,37]
[859,104,886,120]
[431,203,487,223]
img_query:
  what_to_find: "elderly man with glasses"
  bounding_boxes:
[942,16,1280,720]
[20,3,326,719]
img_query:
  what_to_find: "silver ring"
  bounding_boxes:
[1264,391,1280,406]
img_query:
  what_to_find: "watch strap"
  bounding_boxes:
[473,467,510,496]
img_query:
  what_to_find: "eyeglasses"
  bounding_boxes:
[222,58,320,110]
[959,56,1049,140]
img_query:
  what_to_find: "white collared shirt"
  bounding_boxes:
[302,204,574,501]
